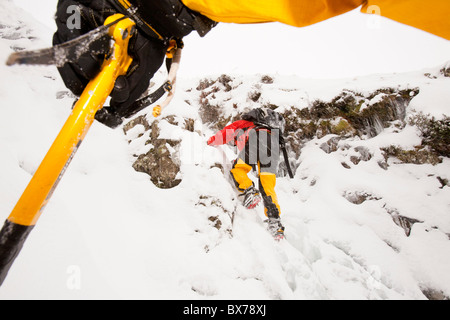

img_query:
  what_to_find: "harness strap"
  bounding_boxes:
[108,0,166,42]
[246,124,294,179]
[279,136,294,179]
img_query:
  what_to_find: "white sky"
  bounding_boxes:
[12,0,450,79]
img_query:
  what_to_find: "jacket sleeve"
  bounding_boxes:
[181,0,450,40]
[361,0,450,40]
[207,120,254,146]
[181,0,364,27]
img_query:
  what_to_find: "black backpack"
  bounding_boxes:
[242,108,286,133]
[242,108,293,178]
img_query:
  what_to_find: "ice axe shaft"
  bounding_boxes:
[0,14,135,286]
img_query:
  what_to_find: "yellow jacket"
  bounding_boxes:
[182,0,450,40]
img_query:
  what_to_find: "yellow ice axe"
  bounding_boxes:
[0,14,135,286]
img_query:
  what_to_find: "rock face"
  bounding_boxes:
[124,116,182,189]
[132,143,181,189]
[117,70,449,299]
[343,191,422,237]
[441,63,450,77]
[126,73,448,190]
[280,88,420,155]
[409,113,450,158]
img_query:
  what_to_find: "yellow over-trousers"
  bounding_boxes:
[231,158,282,219]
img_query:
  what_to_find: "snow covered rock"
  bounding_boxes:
[1,0,450,300]
[124,116,182,189]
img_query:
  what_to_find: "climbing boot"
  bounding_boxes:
[240,186,261,209]
[265,217,285,240]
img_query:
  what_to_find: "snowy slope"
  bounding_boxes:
[1,1,450,300]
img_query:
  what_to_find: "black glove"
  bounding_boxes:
[53,0,113,97]
[53,0,166,119]
[53,0,217,127]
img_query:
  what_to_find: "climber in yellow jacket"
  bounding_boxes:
[53,0,450,127]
